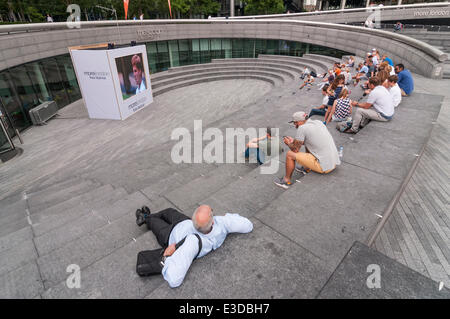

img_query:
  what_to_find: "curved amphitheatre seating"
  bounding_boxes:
[150,55,334,97]
[302,53,341,65]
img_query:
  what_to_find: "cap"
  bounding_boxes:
[289,111,308,123]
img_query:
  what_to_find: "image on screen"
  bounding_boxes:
[115,53,147,100]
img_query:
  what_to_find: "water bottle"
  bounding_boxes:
[338,146,344,159]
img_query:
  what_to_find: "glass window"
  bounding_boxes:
[146,42,158,74]
[8,65,39,125]
[210,39,223,60]
[168,41,180,68]
[178,40,192,66]
[25,62,51,103]
[156,41,170,71]
[222,39,232,59]
[55,55,82,103]
[0,71,29,132]
[39,58,70,109]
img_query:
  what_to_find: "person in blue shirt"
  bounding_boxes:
[394,64,414,96]
[136,205,253,288]
[382,54,394,67]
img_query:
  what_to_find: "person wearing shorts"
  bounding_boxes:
[274,112,341,189]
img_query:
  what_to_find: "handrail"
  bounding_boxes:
[0,19,446,63]
[219,2,450,19]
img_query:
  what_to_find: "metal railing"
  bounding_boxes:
[218,2,450,19]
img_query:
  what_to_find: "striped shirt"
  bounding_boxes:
[334,97,351,120]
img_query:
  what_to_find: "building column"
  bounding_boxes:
[230,0,235,17]
[341,0,346,9]
[397,0,402,5]
[366,0,371,7]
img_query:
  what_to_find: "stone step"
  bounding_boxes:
[41,231,163,298]
[33,191,149,257]
[0,261,44,299]
[25,177,93,199]
[152,65,296,83]
[37,190,164,289]
[0,226,33,254]
[152,70,286,91]
[153,74,278,97]
[302,53,341,65]
[163,163,255,212]
[0,196,27,221]
[27,180,101,213]
[257,54,330,73]
[31,187,128,237]
[196,158,287,218]
[0,239,37,277]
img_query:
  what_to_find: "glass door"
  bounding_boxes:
[0,111,14,154]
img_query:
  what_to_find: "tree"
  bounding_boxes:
[244,0,285,15]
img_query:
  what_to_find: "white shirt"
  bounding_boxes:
[135,79,146,94]
[322,95,329,106]
[389,83,402,108]
[367,85,395,117]
[372,56,379,66]
[163,214,253,288]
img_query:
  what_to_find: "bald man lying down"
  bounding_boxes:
[135,205,254,288]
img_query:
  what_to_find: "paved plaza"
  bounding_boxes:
[0,57,449,298]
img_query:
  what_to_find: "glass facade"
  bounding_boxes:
[0,38,352,135]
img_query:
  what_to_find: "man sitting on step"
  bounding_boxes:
[274,112,341,189]
[136,205,253,288]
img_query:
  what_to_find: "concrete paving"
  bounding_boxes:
[0,56,447,298]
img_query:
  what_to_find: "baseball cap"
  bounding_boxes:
[289,111,308,123]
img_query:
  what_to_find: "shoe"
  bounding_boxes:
[295,166,310,175]
[274,177,292,190]
[141,206,151,215]
[343,128,357,134]
[136,209,147,227]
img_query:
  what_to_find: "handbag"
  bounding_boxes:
[136,233,202,277]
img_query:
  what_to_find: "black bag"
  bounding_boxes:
[310,71,317,78]
[136,234,203,277]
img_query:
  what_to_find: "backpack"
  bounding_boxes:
[136,233,202,277]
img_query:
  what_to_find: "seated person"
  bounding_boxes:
[353,63,369,86]
[339,77,394,134]
[274,112,341,189]
[346,56,355,68]
[394,22,403,32]
[309,84,330,118]
[300,67,310,79]
[324,89,352,125]
[300,74,315,90]
[318,70,335,89]
[395,63,414,96]
[382,54,394,67]
[244,128,283,165]
[135,205,253,288]
[387,74,402,108]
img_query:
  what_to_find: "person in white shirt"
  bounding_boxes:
[132,54,146,94]
[388,75,402,108]
[340,77,394,134]
[135,205,253,288]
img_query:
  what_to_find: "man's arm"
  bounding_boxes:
[283,136,303,152]
[220,213,254,234]
[161,234,200,288]
[352,100,372,109]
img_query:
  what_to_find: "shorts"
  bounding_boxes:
[295,152,335,174]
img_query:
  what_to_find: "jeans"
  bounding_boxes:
[244,147,263,165]
[146,208,190,248]
[309,107,327,118]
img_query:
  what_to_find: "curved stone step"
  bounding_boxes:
[162,59,307,77]
[257,54,330,73]
[303,53,341,65]
[153,74,277,97]
[152,70,286,90]
[152,65,296,84]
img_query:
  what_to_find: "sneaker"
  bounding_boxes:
[274,177,292,189]
[136,209,147,227]
[343,128,357,134]
[295,166,310,175]
[141,206,151,215]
